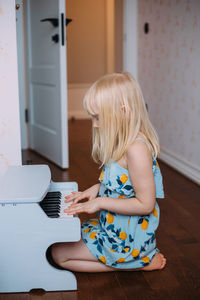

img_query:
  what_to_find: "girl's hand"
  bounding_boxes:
[65,184,100,204]
[64,198,101,215]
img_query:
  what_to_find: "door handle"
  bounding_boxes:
[41,18,59,27]
[66,18,72,26]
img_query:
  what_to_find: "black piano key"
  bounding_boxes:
[46,192,61,197]
[46,191,61,194]
[41,204,60,209]
[47,191,61,194]
[43,198,60,202]
[44,209,60,214]
[41,207,60,212]
[46,212,60,218]
[40,190,64,218]
[43,197,61,201]
[41,199,61,204]
[40,203,60,208]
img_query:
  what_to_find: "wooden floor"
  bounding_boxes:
[1,119,200,300]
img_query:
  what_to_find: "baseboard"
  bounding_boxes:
[68,83,91,120]
[159,147,200,185]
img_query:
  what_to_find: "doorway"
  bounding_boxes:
[16,0,122,165]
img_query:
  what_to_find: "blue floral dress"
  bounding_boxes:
[81,154,164,269]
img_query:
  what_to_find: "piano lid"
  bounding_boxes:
[0,165,51,204]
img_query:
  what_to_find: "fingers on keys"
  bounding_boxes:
[64,203,83,215]
[65,191,81,203]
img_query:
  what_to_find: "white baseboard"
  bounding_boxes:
[68,83,91,120]
[159,147,200,185]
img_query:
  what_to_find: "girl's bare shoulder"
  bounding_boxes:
[126,136,153,167]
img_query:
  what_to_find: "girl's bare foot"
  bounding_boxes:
[141,253,166,271]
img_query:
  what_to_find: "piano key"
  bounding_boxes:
[43,198,61,202]
[40,203,60,208]
[41,200,61,205]
[42,206,60,212]
[46,191,62,196]
[45,192,62,198]
[44,209,61,214]
[45,212,60,218]
[40,190,73,218]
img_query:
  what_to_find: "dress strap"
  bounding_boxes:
[135,137,155,159]
[134,137,147,145]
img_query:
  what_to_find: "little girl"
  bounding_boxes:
[51,72,166,272]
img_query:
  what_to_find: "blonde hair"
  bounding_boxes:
[83,72,160,165]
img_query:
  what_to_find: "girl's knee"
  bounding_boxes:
[51,243,69,266]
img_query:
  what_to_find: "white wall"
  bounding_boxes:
[0,0,22,177]
[138,0,200,184]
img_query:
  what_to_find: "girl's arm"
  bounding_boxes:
[99,141,156,215]
[65,141,156,216]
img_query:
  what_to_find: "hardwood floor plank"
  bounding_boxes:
[116,271,157,300]
[85,272,127,300]
[0,295,29,300]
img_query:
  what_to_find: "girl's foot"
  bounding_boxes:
[141,253,166,271]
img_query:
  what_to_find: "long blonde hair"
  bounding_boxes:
[83,72,160,166]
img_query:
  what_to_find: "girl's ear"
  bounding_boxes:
[121,105,127,113]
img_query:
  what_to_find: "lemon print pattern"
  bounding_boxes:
[123,247,130,253]
[83,227,91,233]
[120,174,128,184]
[99,256,106,264]
[119,232,127,240]
[131,249,140,257]
[89,220,99,225]
[110,248,117,253]
[99,170,104,181]
[106,213,114,224]
[89,232,97,239]
[140,218,149,230]
[116,258,125,263]
[153,208,158,217]
[81,152,164,269]
[141,256,150,264]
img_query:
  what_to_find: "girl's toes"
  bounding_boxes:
[160,257,166,269]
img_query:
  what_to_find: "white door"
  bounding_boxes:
[26,0,69,168]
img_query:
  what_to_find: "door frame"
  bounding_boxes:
[16,0,28,149]
[106,0,115,73]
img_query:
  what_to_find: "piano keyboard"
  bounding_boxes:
[40,191,73,218]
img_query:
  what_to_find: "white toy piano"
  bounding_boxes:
[0,165,81,293]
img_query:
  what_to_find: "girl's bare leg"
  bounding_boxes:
[51,239,166,272]
[51,239,116,272]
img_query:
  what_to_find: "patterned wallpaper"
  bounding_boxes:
[138,0,200,182]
